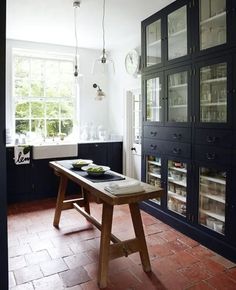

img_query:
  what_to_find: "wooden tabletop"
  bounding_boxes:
[49,161,164,206]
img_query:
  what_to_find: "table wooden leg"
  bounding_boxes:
[53,175,68,227]
[129,203,151,272]
[82,188,90,215]
[98,203,114,289]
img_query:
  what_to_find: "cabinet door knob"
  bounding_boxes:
[172,148,181,155]
[150,131,157,136]
[173,133,182,140]
[150,144,157,150]
[131,147,136,151]
[206,153,216,160]
[206,136,216,143]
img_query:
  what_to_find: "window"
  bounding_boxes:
[13,50,76,138]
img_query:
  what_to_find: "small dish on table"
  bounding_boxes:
[81,165,110,176]
[72,159,93,169]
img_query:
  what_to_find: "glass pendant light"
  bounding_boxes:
[73,0,81,79]
[92,0,115,74]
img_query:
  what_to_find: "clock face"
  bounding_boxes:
[125,50,140,75]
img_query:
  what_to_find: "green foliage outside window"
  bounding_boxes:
[14,53,76,138]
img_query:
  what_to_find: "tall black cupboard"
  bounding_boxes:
[141,0,236,261]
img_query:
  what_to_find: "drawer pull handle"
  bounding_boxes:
[150,131,157,136]
[172,148,181,155]
[173,133,182,140]
[206,136,216,143]
[206,153,216,160]
[150,144,157,150]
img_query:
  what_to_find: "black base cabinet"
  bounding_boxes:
[141,0,236,262]
[7,142,123,203]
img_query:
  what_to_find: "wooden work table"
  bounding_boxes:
[49,160,164,288]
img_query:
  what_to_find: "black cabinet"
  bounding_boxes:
[7,142,123,203]
[141,0,236,262]
[78,142,122,173]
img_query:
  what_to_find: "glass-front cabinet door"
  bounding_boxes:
[146,155,162,205]
[198,167,226,235]
[167,160,187,217]
[145,73,163,123]
[199,61,227,124]
[199,0,226,51]
[167,5,188,61]
[167,70,188,123]
[146,19,162,67]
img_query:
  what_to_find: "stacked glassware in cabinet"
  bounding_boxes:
[167,160,187,216]
[199,168,226,235]
[146,156,162,205]
[200,62,227,123]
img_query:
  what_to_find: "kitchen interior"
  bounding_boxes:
[1,0,236,289]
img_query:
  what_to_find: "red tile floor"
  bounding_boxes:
[8,198,236,290]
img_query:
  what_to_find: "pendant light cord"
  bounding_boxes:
[102,0,106,54]
[74,5,79,67]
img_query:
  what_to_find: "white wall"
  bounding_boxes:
[6,39,110,140]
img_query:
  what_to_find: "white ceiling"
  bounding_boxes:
[7,0,175,50]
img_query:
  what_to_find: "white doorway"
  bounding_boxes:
[124,88,142,180]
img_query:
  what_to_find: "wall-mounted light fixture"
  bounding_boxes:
[93,83,106,100]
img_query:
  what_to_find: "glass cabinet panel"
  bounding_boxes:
[199,0,226,51]
[200,62,227,123]
[146,76,162,122]
[198,167,226,235]
[146,156,162,205]
[168,71,188,122]
[168,6,187,60]
[146,20,162,67]
[167,160,187,216]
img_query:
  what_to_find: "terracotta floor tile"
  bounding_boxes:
[8,244,32,258]
[226,267,236,281]
[159,230,182,242]
[25,250,51,266]
[10,282,34,290]
[166,239,188,254]
[108,269,141,290]
[179,263,212,284]
[63,253,93,269]
[9,255,27,271]
[29,239,54,252]
[152,260,192,290]
[210,254,236,269]
[40,258,68,276]
[206,272,236,289]
[197,258,226,276]
[185,281,215,290]
[47,244,74,259]
[60,267,91,288]
[83,262,98,280]
[14,264,43,285]
[33,273,64,290]
[166,250,200,270]
[80,280,113,290]
[186,245,215,260]
[9,271,16,288]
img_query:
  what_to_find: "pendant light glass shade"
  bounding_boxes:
[92,0,115,74]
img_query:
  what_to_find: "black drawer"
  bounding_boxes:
[143,138,165,155]
[164,141,191,159]
[144,126,191,142]
[194,129,233,148]
[194,145,232,165]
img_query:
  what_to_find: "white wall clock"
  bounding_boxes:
[125,49,140,76]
